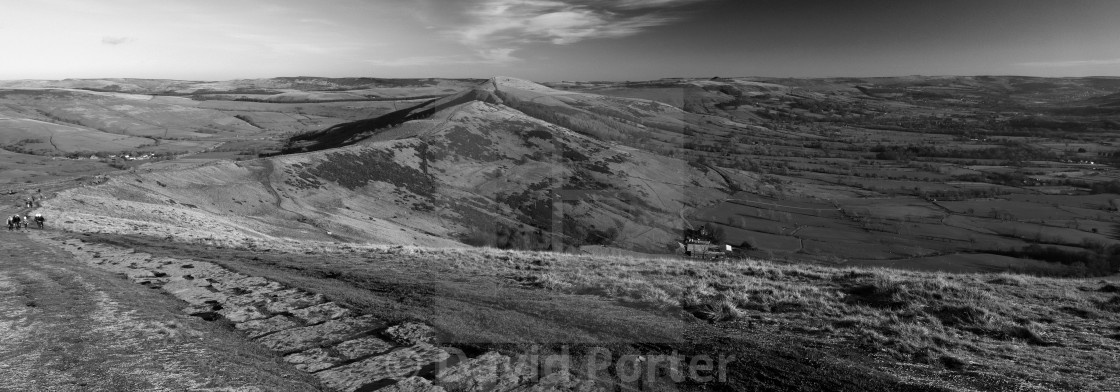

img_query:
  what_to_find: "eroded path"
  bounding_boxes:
[0,229,319,391]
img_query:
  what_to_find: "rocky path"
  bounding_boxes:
[30,232,587,392]
[0,228,319,391]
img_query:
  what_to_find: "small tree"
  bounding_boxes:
[703,223,726,243]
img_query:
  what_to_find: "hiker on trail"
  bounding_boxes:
[33,213,44,229]
[22,215,30,229]
[7,215,21,231]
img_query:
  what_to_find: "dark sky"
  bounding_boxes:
[507,0,1120,80]
[3,0,1118,80]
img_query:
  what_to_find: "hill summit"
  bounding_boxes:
[273,76,732,251]
[43,76,734,253]
[280,77,564,154]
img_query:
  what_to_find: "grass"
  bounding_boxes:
[74,232,1120,391]
[18,74,1120,390]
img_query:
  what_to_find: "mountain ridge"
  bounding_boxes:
[39,76,733,253]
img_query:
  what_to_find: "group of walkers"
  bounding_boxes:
[7,189,45,231]
[7,213,43,231]
[24,194,38,208]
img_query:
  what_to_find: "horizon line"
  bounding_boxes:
[4,74,1120,83]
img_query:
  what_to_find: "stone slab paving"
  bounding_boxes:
[0,230,317,391]
[286,348,347,373]
[336,335,395,360]
[264,288,328,313]
[385,322,437,345]
[41,234,587,392]
[257,314,386,353]
[237,314,303,338]
[292,301,352,324]
[379,377,445,392]
[434,351,530,392]
[316,343,451,391]
[220,303,272,323]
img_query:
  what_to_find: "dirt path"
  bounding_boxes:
[0,228,319,391]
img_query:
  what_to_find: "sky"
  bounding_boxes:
[1,0,1119,81]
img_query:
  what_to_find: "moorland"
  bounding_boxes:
[7,75,1120,276]
[2,75,1120,391]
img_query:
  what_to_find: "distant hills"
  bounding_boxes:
[0,77,484,96]
[18,75,1120,274]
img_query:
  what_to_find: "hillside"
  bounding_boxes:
[278,75,1120,274]
[548,76,1120,274]
[0,78,482,184]
[56,230,1120,392]
[6,75,1120,392]
[30,75,1120,276]
[0,77,483,97]
[40,77,733,253]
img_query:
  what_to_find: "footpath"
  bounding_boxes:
[3,227,590,392]
[0,228,319,391]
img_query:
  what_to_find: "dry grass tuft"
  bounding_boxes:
[986,272,1029,286]
[1096,295,1120,313]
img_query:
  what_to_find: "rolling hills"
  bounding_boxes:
[39,77,732,253]
[13,75,1120,276]
[6,74,1120,391]
[0,77,481,183]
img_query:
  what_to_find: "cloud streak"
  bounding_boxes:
[441,0,705,64]
[611,0,708,10]
[1017,58,1120,68]
[365,48,516,67]
[101,36,133,45]
[225,32,373,56]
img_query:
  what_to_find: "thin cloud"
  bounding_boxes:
[476,47,518,63]
[225,32,375,56]
[1017,58,1120,68]
[366,48,516,67]
[366,55,472,67]
[101,36,133,45]
[442,0,706,63]
[611,0,708,10]
[297,18,340,26]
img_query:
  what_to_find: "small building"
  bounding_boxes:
[680,226,732,259]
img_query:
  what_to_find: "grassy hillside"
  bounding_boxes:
[11,75,1120,277]
[76,231,1120,391]
[32,75,1120,275]
[543,76,1120,275]
[0,78,480,165]
[0,77,484,96]
[10,75,1120,391]
[40,88,729,253]
[268,76,1120,276]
